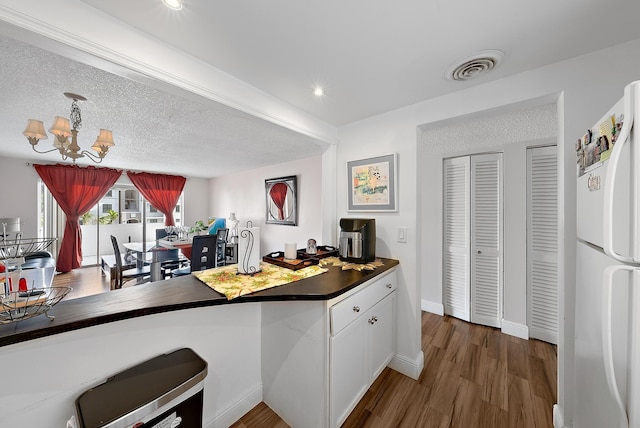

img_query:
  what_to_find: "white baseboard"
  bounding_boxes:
[205,383,262,428]
[553,404,564,428]
[501,319,529,340]
[421,299,444,315]
[388,351,424,380]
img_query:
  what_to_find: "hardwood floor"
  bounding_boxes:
[233,312,557,428]
[53,266,111,299]
[54,269,557,427]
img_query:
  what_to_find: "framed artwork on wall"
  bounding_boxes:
[347,153,397,212]
[265,175,297,225]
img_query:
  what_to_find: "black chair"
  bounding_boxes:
[215,228,229,267]
[171,235,218,277]
[154,228,184,277]
[110,235,150,289]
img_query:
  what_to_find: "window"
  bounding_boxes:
[123,189,139,211]
[39,177,184,268]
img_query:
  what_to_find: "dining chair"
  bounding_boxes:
[215,228,229,267]
[154,228,184,278]
[110,235,150,289]
[170,235,218,277]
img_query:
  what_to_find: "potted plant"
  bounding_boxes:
[189,220,207,235]
[80,212,94,225]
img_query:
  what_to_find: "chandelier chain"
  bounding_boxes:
[70,99,82,131]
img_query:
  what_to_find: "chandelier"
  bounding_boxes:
[22,92,115,164]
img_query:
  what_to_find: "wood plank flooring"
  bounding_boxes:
[54,268,557,427]
[233,312,557,428]
[53,266,111,299]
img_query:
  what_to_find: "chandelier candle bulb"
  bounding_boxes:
[284,243,297,260]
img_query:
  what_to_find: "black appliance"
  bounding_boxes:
[339,218,376,263]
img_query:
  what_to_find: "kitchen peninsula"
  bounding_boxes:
[0,258,398,427]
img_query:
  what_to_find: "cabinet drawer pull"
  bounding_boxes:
[373,316,378,322]
[368,317,375,324]
[386,283,392,289]
[352,306,360,313]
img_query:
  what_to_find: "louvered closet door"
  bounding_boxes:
[443,156,471,321]
[527,146,558,344]
[470,153,503,328]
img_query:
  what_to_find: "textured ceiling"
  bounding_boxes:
[1,0,640,179]
[421,103,558,154]
[0,34,329,178]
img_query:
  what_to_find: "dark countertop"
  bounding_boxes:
[0,258,398,348]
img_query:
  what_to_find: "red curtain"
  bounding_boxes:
[269,182,288,220]
[34,164,121,273]
[127,171,186,226]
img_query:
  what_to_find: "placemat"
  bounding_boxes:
[319,257,384,271]
[192,262,327,300]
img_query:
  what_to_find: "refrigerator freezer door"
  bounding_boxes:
[575,241,631,428]
[576,98,631,256]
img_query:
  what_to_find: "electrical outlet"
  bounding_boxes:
[397,227,407,243]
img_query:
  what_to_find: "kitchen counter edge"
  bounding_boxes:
[0,258,399,347]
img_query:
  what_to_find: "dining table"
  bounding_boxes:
[122,241,182,282]
[157,237,193,260]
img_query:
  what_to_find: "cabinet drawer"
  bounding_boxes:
[330,270,396,335]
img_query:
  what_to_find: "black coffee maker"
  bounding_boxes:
[339,218,376,263]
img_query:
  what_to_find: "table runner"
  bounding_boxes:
[192,262,327,300]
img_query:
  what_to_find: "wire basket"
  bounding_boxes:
[0,237,57,260]
[0,286,72,324]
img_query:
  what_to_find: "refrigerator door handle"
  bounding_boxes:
[604,83,635,263]
[603,265,632,428]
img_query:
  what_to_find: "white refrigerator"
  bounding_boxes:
[575,80,640,428]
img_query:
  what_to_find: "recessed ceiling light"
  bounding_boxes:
[313,87,324,97]
[162,0,183,10]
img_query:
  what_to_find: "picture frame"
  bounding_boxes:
[265,175,298,225]
[347,153,397,212]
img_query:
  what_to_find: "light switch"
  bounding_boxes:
[397,227,407,243]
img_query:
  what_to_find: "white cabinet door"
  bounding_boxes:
[443,156,471,321]
[470,153,503,328]
[369,292,395,381]
[527,145,558,344]
[330,314,368,427]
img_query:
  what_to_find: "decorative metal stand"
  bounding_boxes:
[238,221,261,275]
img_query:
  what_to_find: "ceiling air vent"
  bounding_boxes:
[446,50,504,81]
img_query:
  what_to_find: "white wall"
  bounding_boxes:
[336,36,640,427]
[183,176,212,228]
[209,156,323,254]
[0,157,41,237]
[0,302,262,428]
